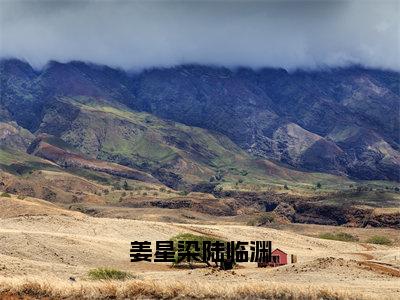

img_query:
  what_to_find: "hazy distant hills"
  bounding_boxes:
[1,58,399,182]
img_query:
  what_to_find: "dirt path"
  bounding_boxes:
[359,243,376,251]
[344,243,375,260]
[349,242,400,277]
[350,252,374,260]
[360,261,400,277]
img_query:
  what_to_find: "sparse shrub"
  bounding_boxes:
[366,235,392,245]
[123,180,130,190]
[159,187,166,192]
[247,212,275,226]
[179,190,189,196]
[153,192,158,196]
[103,189,109,195]
[87,268,131,281]
[257,212,275,224]
[121,191,127,197]
[142,192,148,196]
[394,187,399,192]
[318,232,358,242]
[1,192,11,197]
[214,170,224,181]
[246,219,257,226]
[17,195,26,200]
[214,186,223,193]
[316,182,322,189]
[240,170,248,176]
[42,188,57,201]
[238,178,243,184]
[284,184,289,190]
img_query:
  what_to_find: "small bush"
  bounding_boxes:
[240,170,248,176]
[318,232,358,242]
[1,192,11,198]
[214,186,223,193]
[247,212,275,226]
[123,181,130,190]
[178,190,189,196]
[366,235,392,245]
[169,233,224,266]
[87,268,131,281]
[246,219,257,226]
[17,195,26,200]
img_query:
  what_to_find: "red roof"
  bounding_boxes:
[272,248,287,255]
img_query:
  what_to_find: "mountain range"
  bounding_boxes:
[1,58,399,186]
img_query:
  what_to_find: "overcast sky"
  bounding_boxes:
[0,0,399,71]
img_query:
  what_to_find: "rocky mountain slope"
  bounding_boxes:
[1,58,399,181]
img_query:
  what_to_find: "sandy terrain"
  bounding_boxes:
[0,196,399,299]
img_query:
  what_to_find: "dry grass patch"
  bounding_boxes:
[318,232,359,242]
[87,268,133,281]
[0,277,376,300]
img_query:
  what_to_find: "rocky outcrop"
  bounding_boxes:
[0,122,34,150]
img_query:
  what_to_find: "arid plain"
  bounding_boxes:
[0,195,399,300]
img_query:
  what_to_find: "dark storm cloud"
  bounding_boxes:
[0,0,399,70]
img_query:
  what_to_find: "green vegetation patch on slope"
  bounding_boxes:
[0,147,60,176]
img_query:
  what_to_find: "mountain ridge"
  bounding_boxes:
[1,58,399,181]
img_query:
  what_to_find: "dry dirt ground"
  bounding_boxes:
[0,195,399,299]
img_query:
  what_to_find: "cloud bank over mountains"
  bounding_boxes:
[0,0,399,71]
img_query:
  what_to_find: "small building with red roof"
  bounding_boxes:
[270,248,288,266]
[257,248,289,267]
